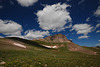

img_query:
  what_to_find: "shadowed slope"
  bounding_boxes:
[6,37,50,49]
[0,38,26,50]
[0,37,50,50]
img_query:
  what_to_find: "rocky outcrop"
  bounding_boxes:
[33,34,72,43]
[44,34,71,42]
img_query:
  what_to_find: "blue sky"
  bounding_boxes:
[0,0,100,47]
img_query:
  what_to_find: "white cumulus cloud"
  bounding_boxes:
[71,24,93,35]
[78,35,89,39]
[0,19,50,40]
[96,30,100,33]
[95,23,100,29]
[17,0,38,7]
[6,30,50,40]
[36,3,72,32]
[94,6,100,17]
[0,19,23,36]
[95,23,100,33]
[24,30,50,40]
[71,24,93,39]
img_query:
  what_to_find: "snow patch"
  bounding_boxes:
[43,45,58,48]
[13,43,26,48]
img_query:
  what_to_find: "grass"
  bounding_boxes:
[0,37,100,67]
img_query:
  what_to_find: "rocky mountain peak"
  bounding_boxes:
[44,34,69,42]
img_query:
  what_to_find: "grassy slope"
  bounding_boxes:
[0,38,100,67]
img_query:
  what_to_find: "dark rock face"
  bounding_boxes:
[44,34,69,42]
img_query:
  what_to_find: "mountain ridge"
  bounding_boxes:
[0,34,97,55]
[33,34,97,55]
[37,33,72,43]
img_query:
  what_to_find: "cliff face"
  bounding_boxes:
[44,34,70,42]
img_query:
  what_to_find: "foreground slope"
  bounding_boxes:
[0,37,100,67]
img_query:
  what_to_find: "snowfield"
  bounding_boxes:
[13,43,26,48]
[43,45,58,48]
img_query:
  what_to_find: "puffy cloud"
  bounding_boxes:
[94,6,100,17]
[0,19,23,36]
[71,24,93,39]
[95,23,100,29]
[36,3,72,32]
[96,30,100,33]
[17,0,38,7]
[24,30,50,40]
[95,23,100,33]
[71,24,93,35]
[6,29,50,40]
[78,0,85,5]
[98,40,100,42]
[78,35,89,39]
[0,19,50,40]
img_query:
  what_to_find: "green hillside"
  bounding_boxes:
[0,37,100,67]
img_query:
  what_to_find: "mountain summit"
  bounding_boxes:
[44,34,71,42]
